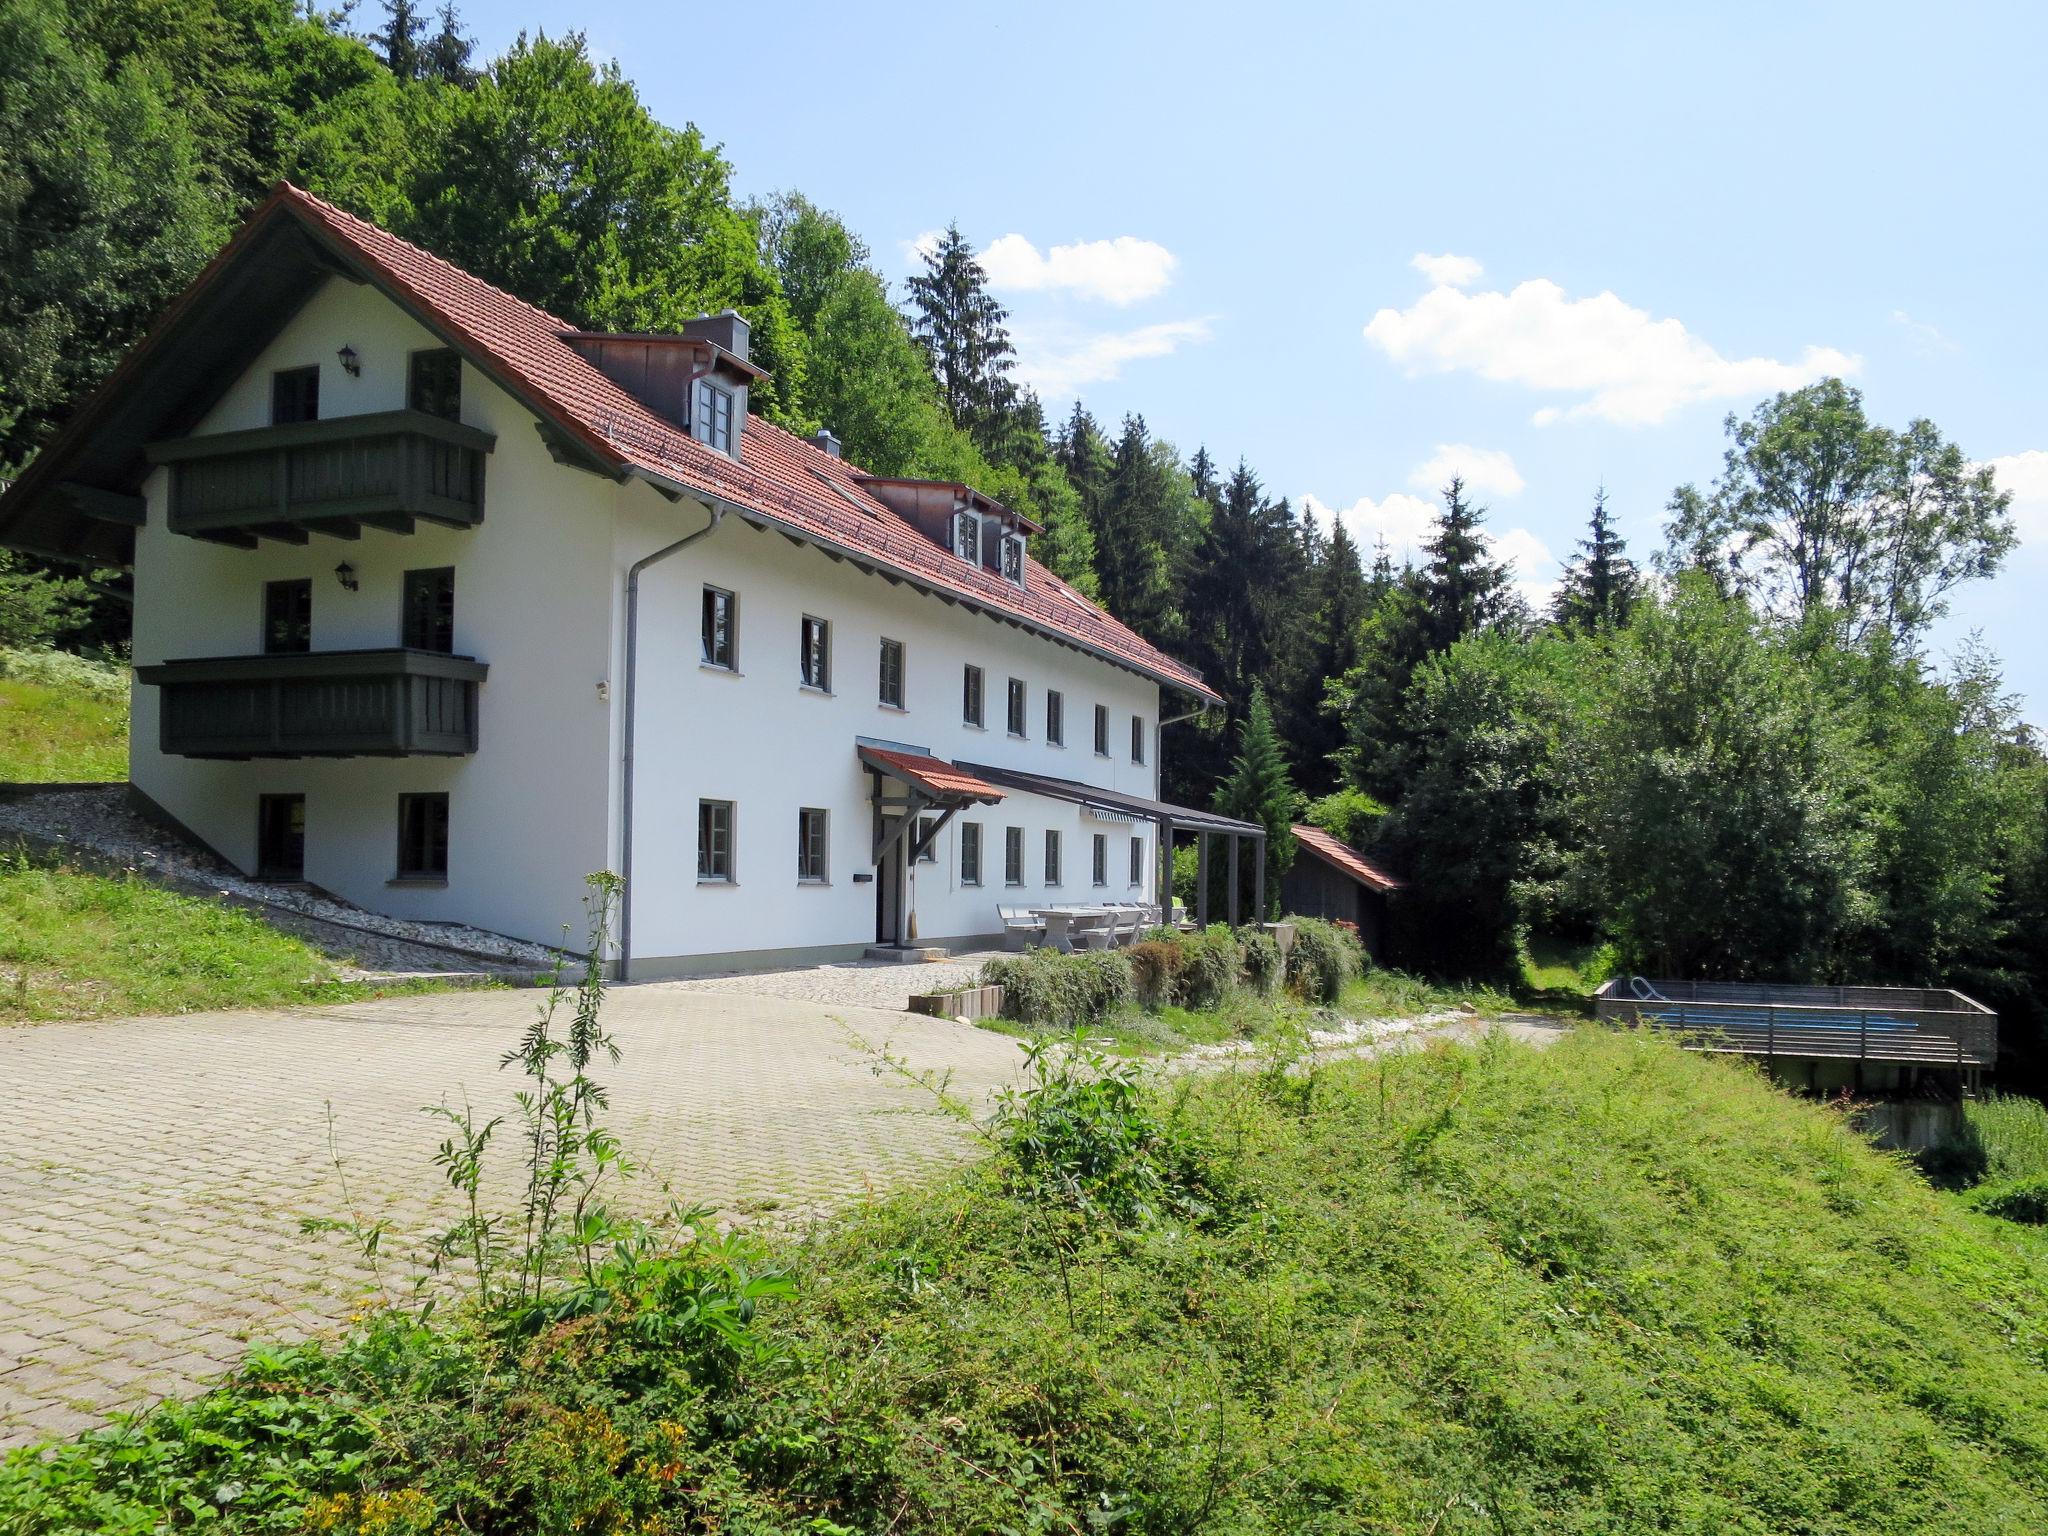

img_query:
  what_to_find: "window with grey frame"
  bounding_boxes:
[402,567,454,652]
[271,366,318,425]
[916,813,940,863]
[959,821,983,885]
[701,586,736,669]
[1004,826,1024,885]
[953,510,980,564]
[797,807,828,883]
[1093,703,1110,756]
[698,799,734,882]
[1092,832,1108,887]
[1006,677,1027,737]
[879,636,905,707]
[263,578,311,655]
[408,348,461,419]
[1131,715,1146,764]
[962,664,984,727]
[1129,834,1145,887]
[1045,828,1062,886]
[1046,688,1064,745]
[396,793,448,880]
[695,380,735,454]
[800,614,831,691]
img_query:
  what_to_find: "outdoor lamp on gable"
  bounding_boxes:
[334,562,358,592]
[337,344,361,377]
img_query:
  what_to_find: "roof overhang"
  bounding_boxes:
[958,760,1263,836]
[1290,824,1406,892]
[859,744,1006,805]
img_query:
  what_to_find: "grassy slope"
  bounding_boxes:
[0,675,127,781]
[0,858,440,1020]
[774,1030,2048,1533]
[12,1029,2044,1533]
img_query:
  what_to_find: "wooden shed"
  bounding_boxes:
[1281,824,1405,959]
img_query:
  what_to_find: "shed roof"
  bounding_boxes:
[959,761,1265,837]
[1290,824,1406,892]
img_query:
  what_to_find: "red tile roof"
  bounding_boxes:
[859,746,1006,804]
[1290,824,1406,892]
[272,185,1221,703]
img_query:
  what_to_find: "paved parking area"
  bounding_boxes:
[0,980,1026,1447]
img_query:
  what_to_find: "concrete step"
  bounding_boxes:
[863,945,949,964]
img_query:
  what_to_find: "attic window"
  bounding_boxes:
[695,381,735,455]
[953,510,981,565]
[1001,533,1026,588]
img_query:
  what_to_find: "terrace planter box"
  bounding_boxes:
[908,984,1004,1020]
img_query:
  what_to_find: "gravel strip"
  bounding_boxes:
[0,786,560,970]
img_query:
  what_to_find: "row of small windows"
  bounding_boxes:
[268,350,463,428]
[253,791,448,884]
[263,566,454,655]
[956,823,1145,890]
[698,584,1147,762]
[951,511,1028,590]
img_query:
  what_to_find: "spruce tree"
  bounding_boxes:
[904,225,1019,458]
[1095,414,1195,645]
[375,0,429,80]
[1283,520,1369,794]
[1418,476,1514,653]
[1213,684,1298,918]
[1552,486,1640,633]
[424,3,475,83]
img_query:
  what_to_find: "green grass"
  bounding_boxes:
[12,1027,2048,1533]
[0,855,463,1020]
[0,672,127,781]
[1963,1093,2048,1183]
[1520,931,1612,1005]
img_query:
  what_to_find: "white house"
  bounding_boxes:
[0,184,1263,976]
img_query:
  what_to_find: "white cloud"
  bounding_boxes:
[1011,317,1213,397]
[1303,490,1558,610]
[1365,267,1861,427]
[981,234,1178,305]
[1987,449,2048,542]
[1411,252,1483,289]
[1407,443,1525,498]
[1891,309,1959,357]
[902,228,945,266]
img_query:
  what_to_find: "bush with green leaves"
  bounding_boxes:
[1171,924,1242,1010]
[0,645,127,700]
[1124,937,1185,1009]
[1239,926,1283,995]
[982,946,1133,1028]
[1971,1177,2048,1224]
[1287,915,1367,1003]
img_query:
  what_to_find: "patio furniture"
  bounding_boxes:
[1070,910,1116,951]
[998,905,1047,951]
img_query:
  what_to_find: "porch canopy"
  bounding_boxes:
[957,761,1269,927]
[859,742,1006,947]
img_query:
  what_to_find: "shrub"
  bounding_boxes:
[0,645,127,701]
[1286,915,1366,1003]
[983,947,1133,1028]
[1173,925,1242,1010]
[1972,1177,2048,1225]
[1239,927,1282,995]
[1125,937,1186,1009]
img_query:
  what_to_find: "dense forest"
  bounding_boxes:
[4,0,2045,1079]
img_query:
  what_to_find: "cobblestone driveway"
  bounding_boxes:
[0,980,1026,1447]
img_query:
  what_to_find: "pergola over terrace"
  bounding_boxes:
[958,761,1268,926]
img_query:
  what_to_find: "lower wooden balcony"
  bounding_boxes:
[135,648,487,759]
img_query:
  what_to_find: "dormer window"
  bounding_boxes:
[695,380,736,455]
[953,510,981,564]
[1000,532,1026,588]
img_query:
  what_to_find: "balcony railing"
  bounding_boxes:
[135,649,487,759]
[146,410,494,546]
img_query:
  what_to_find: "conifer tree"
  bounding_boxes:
[1214,683,1298,918]
[1418,475,1514,653]
[424,4,475,83]
[904,225,1019,458]
[1551,486,1640,633]
[1283,519,1369,794]
[1094,414,1196,645]
[375,0,429,80]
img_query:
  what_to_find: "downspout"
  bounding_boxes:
[617,500,725,978]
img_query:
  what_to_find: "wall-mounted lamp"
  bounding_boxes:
[337,344,361,378]
[334,562,358,592]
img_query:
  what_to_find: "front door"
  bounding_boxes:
[257,793,305,881]
[875,816,904,944]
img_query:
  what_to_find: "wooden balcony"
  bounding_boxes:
[135,649,487,759]
[146,411,494,547]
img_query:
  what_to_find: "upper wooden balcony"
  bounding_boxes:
[146,411,494,547]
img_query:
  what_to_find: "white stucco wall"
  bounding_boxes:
[129,277,618,949]
[126,272,1183,969]
[612,496,1164,973]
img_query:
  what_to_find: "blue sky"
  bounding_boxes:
[461,0,2048,723]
